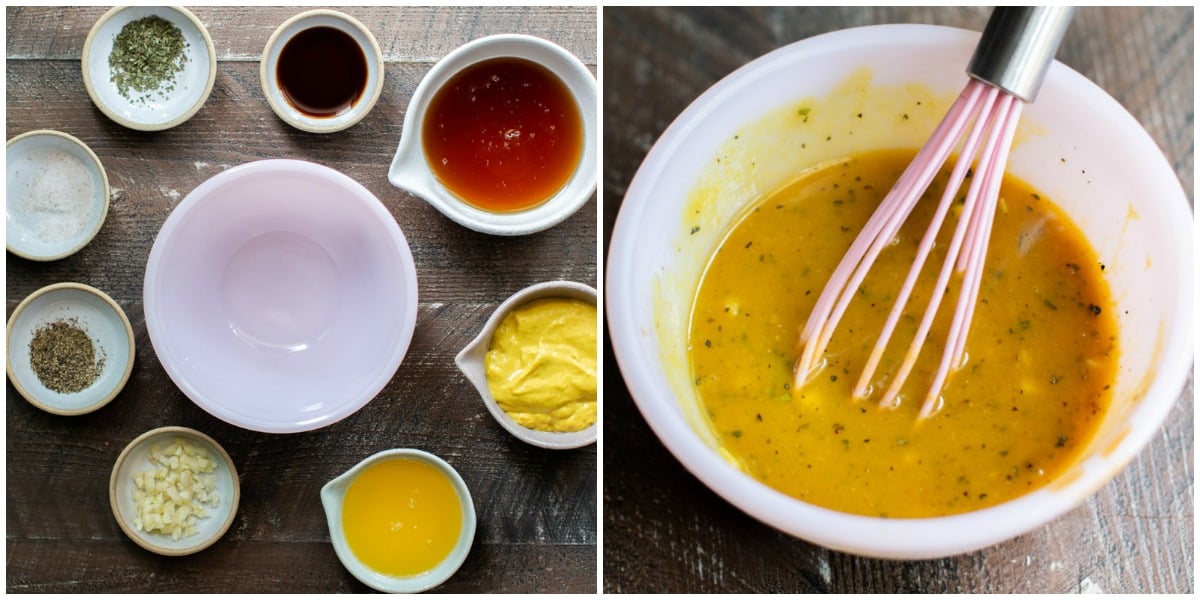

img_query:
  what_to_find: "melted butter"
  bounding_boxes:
[485,298,597,433]
[342,458,463,577]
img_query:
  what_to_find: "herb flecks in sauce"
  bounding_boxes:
[688,150,1118,518]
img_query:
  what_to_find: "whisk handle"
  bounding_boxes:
[968,6,1075,103]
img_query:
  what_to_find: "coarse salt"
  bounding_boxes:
[18,148,96,243]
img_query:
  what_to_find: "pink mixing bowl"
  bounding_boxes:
[144,159,418,433]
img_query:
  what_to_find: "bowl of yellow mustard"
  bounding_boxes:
[456,280,597,449]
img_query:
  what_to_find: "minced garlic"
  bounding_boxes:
[132,437,220,541]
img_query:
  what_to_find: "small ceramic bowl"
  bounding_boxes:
[110,426,239,556]
[143,159,419,434]
[82,6,217,131]
[260,9,384,133]
[456,281,598,450]
[6,282,134,415]
[389,34,597,236]
[6,130,110,261]
[321,449,476,593]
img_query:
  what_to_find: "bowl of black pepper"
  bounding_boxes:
[82,6,217,131]
[6,282,135,415]
[260,9,385,134]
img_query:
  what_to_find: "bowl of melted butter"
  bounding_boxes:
[606,24,1193,559]
[321,449,476,592]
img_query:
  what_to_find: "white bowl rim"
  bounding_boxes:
[108,425,241,556]
[81,5,217,132]
[320,448,477,593]
[5,129,111,261]
[142,158,419,434]
[388,33,598,236]
[455,280,598,449]
[606,23,1195,559]
[5,281,135,415]
[259,8,385,134]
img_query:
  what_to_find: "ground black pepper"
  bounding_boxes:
[108,15,189,104]
[29,319,105,393]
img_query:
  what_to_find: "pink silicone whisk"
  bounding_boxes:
[793,7,1075,419]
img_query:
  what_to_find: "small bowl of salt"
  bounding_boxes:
[6,130,110,261]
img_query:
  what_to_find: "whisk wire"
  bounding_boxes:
[796,79,1027,419]
[873,83,1003,411]
[852,79,999,403]
[918,93,1024,419]
[948,97,1024,365]
[794,6,1071,421]
[794,81,988,388]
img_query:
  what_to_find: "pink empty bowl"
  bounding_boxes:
[144,159,418,433]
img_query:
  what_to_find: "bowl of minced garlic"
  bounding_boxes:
[457,281,597,449]
[109,426,239,556]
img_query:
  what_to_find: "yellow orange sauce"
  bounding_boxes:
[341,458,463,576]
[688,149,1118,518]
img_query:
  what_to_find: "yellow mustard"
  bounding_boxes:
[484,298,597,433]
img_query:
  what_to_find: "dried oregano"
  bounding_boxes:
[108,15,189,104]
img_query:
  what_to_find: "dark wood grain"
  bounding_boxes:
[7,6,597,593]
[602,6,1193,594]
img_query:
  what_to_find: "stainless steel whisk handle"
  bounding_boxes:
[967,6,1075,103]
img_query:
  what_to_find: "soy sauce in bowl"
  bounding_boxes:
[277,26,367,118]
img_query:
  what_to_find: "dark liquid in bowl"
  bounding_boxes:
[277,26,367,117]
[422,57,584,212]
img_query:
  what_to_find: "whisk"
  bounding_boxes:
[793,7,1076,419]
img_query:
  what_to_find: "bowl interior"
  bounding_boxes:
[388,34,598,235]
[6,284,133,414]
[83,6,215,130]
[110,427,238,555]
[144,159,418,433]
[607,24,1193,558]
[260,10,384,133]
[456,281,598,449]
[6,131,109,260]
[320,449,477,593]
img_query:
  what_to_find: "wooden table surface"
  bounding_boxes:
[602,6,1193,594]
[6,6,597,593]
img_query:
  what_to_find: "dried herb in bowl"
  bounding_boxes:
[108,15,189,104]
